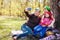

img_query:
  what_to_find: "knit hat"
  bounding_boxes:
[35,8,41,12]
[44,6,51,11]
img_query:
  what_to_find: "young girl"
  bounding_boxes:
[34,6,55,38]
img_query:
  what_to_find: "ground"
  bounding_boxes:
[0,16,26,40]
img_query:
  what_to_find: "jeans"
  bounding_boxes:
[17,24,33,39]
[34,25,48,38]
[21,24,33,34]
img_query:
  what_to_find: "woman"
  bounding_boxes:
[13,7,41,40]
[34,6,55,38]
[16,7,41,39]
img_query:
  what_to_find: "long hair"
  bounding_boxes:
[44,11,53,20]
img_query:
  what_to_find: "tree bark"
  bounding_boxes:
[50,0,60,30]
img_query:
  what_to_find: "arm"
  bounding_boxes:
[24,10,31,17]
[48,11,55,28]
[48,15,55,28]
[24,8,32,18]
[41,15,44,23]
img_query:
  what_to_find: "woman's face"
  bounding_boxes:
[34,11,40,16]
[45,13,49,17]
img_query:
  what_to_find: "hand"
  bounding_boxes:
[25,7,31,11]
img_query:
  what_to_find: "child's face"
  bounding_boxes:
[45,13,49,17]
[34,11,40,16]
[44,8,48,11]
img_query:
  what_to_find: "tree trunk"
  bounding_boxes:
[50,0,60,30]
